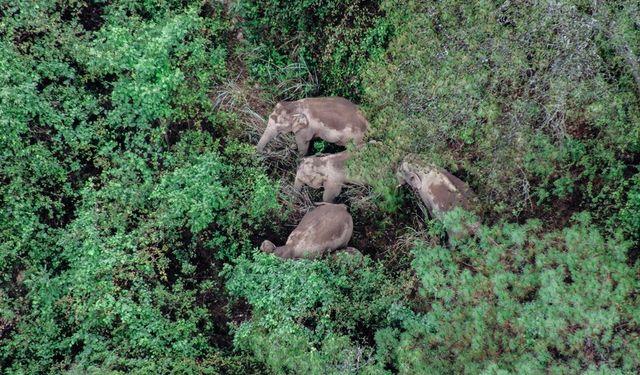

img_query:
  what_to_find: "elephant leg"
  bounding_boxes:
[353,135,365,149]
[294,168,305,191]
[294,176,304,192]
[295,133,311,156]
[322,182,342,202]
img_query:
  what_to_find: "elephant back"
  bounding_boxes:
[285,204,353,256]
[418,166,477,219]
[300,98,368,133]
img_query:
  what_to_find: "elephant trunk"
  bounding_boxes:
[260,240,295,258]
[256,126,278,153]
[395,169,407,188]
[293,171,304,192]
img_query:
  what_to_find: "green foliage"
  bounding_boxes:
[225,252,407,374]
[2,0,639,373]
[224,213,640,374]
[0,1,278,373]
[358,0,640,220]
[617,173,640,246]
[153,151,230,233]
[2,138,277,372]
[376,212,640,373]
[235,0,391,99]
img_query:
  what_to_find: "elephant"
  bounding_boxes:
[260,203,354,259]
[397,158,480,239]
[256,97,369,156]
[294,151,362,202]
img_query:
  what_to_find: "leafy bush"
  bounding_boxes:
[357,0,640,220]
[2,0,639,373]
[2,136,278,372]
[617,173,640,246]
[234,0,391,99]
[375,212,640,374]
[224,212,640,374]
[0,1,278,373]
[224,252,407,374]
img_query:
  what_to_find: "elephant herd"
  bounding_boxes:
[256,97,479,259]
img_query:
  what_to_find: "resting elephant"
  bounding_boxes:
[397,158,480,239]
[260,203,353,259]
[256,97,369,156]
[294,151,362,202]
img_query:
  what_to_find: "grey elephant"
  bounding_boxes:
[256,97,369,156]
[397,158,480,239]
[294,151,362,202]
[260,203,354,259]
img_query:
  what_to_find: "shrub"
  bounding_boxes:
[234,0,391,99]
[375,212,640,373]
[616,172,640,247]
[224,252,408,374]
[2,0,639,373]
[357,0,640,221]
[0,1,278,372]
[224,212,640,374]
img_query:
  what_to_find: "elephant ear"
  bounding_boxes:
[291,113,309,134]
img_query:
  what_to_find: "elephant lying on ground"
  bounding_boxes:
[256,97,369,156]
[294,151,362,202]
[397,158,480,239]
[260,203,354,259]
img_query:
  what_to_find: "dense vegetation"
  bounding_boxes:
[1,0,638,374]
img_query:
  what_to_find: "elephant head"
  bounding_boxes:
[256,101,307,153]
[294,151,353,202]
[257,97,369,156]
[396,159,422,192]
[260,240,277,253]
